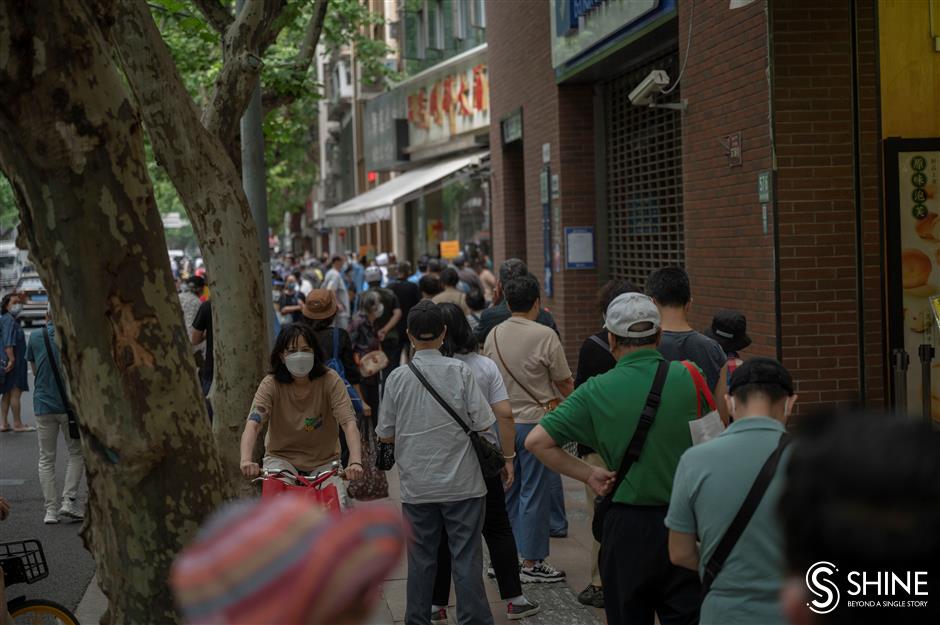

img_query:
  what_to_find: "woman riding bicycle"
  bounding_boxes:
[239,324,363,508]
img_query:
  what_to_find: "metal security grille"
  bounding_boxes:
[606,54,684,288]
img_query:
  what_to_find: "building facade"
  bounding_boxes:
[487,0,940,419]
[321,0,492,264]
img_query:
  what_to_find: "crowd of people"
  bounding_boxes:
[168,247,939,625]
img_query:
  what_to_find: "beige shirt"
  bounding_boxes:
[432,287,470,314]
[483,316,572,424]
[250,371,356,472]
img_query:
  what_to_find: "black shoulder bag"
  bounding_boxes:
[42,326,80,440]
[701,432,791,595]
[407,362,505,478]
[592,359,669,541]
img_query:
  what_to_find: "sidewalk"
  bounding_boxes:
[77,471,605,625]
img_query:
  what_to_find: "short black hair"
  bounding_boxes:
[419,275,443,297]
[504,274,540,313]
[408,300,445,341]
[729,357,794,403]
[465,289,486,312]
[397,260,412,278]
[417,257,429,272]
[0,294,13,314]
[440,267,460,288]
[498,258,528,284]
[270,323,328,383]
[437,303,477,356]
[645,266,691,308]
[331,255,344,265]
[598,279,638,315]
[428,259,443,273]
[779,415,940,624]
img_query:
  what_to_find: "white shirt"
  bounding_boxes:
[454,352,508,447]
[377,350,495,504]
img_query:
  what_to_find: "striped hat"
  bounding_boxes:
[171,495,406,625]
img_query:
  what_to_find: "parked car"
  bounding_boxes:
[14,273,48,327]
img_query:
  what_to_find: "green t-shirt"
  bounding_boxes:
[540,349,699,506]
[665,417,791,625]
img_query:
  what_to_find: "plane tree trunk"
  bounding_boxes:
[0,2,228,623]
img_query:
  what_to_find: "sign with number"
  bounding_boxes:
[440,240,461,259]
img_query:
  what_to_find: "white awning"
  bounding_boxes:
[323,151,487,228]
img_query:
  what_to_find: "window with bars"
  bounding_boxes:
[605,54,684,288]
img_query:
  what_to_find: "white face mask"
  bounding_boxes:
[373,304,385,318]
[9,304,22,316]
[284,352,315,377]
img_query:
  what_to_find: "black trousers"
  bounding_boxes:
[432,473,522,604]
[599,504,701,625]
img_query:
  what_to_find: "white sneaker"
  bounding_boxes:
[44,511,59,524]
[520,560,565,583]
[59,500,84,523]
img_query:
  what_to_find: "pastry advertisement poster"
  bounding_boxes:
[899,151,939,421]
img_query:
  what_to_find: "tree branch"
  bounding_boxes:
[192,0,232,33]
[260,0,329,113]
[199,0,287,161]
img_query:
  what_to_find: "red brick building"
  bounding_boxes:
[486,0,939,417]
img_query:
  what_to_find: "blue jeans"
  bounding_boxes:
[505,423,551,561]
[548,469,568,534]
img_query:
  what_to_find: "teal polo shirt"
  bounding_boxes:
[665,416,791,625]
[540,349,699,506]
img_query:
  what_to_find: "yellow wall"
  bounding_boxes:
[879,0,940,138]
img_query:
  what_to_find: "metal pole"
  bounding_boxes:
[236,0,274,348]
[892,348,909,417]
[919,344,934,425]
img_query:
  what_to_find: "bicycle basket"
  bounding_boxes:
[0,540,48,585]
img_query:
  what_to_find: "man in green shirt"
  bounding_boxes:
[666,358,796,625]
[526,292,702,625]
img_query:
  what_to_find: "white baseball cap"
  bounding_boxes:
[604,292,661,338]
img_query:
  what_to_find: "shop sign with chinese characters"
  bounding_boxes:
[406,60,489,150]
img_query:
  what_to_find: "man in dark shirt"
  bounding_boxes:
[571,278,638,608]
[387,261,421,368]
[474,259,558,343]
[646,267,726,391]
[191,299,213,420]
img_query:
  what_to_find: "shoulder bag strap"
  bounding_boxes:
[681,360,717,417]
[42,327,72,414]
[407,362,471,436]
[589,334,611,353]
[605,359,670,500]
[493,328,545,406]
[702,433,792,595]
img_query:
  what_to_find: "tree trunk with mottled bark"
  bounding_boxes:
[0,3,228,623]
[110,0,269,491]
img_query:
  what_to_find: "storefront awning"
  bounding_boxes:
[323,151,487,228]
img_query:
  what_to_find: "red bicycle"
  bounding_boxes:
[254,461,345,513]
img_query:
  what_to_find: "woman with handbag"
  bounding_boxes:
[347,289,388,429]
[430,304,541,622]
[239,323,364,510]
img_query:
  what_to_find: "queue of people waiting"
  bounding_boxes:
[174,253,939,625]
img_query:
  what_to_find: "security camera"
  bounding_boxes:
[629,70,671,106]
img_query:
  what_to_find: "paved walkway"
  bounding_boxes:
[77,468,605,625]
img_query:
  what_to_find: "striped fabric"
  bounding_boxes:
[171,495,406,624]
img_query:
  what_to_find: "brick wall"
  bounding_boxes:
[855,0,886,406]
[487,0,601,367]
[678,0,776,358]
[772,1,882,410]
